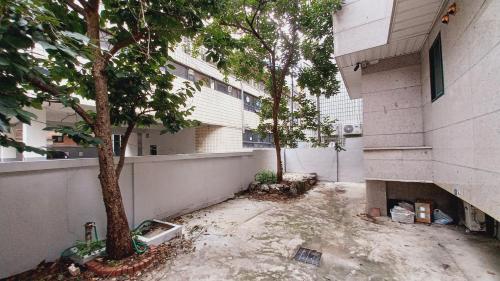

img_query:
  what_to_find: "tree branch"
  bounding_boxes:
[245,13,273,54]
[66,0,85,15]
[115,122,135,177]
[26,75,94,127]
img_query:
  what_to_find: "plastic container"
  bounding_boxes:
[433,209,453,224]
[390,206,415,224]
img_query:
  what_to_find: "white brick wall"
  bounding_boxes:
[195,125,243,153]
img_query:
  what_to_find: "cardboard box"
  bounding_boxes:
[415,201,432,223]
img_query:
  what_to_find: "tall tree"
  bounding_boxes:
[1,0,212,259]
[204,0,300,182]
[203,0,342,182]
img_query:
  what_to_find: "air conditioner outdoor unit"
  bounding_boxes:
[228,86,233,93]
[343,123,362,136]
[464,202,486,232]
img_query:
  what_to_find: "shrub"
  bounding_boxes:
[255,170,278,184]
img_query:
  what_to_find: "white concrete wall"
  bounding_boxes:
[195,125,242,153]
[285,148,338,181]
[0,151,266,278]
[338,137,365,182]
[284,137,365,182]
[0,159,134,278]
[364,147,433,182]
[355,0,500,221]
[243,110,260,129]
[333,0,393,56]
[361,54,424,148]
[22,107,47,159]
[142,128,196,155]
[420,0,500,220]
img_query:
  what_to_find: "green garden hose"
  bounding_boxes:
[61,221,154,258]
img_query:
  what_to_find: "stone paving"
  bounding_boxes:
[132,182,500,281]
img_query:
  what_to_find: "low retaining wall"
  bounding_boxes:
[0,151,266,278]
[0,145,362,277]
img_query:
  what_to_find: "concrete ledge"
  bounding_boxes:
[0,151,254,174]
[364,146,432,151]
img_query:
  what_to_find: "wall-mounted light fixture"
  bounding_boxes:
[353,62,360,72]
[354,61,371,72]
[447,3,457,15]
[441,14,449,24]
[442,3,457,24]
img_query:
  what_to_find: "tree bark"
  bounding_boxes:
[85,3,134,259]
[271,77,283,182]
[272,112,283,182]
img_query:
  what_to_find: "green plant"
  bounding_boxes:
[255,170,278,184]
[74,240,105,257]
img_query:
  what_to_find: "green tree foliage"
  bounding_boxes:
[257,90,340,149]
[0,0,215,259]
[297,0,342,98]
[202,0,342,182]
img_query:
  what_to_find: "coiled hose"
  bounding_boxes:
[61,221,154,258]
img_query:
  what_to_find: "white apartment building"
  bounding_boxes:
[0,44,271,161]
[333,0,500,234]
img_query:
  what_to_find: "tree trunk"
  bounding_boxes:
[272,94,283,183]
[86,3,134,260]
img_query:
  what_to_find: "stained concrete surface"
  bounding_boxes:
[139,182,500,281]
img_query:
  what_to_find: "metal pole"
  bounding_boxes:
[317,95,321,143]
[290,70,294,142]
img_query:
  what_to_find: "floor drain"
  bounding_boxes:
[293,247,322,266]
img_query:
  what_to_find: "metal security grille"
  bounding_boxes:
[293,247,322,266]
[300,72,363,147]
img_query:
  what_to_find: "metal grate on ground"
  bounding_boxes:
[293,247,322,266]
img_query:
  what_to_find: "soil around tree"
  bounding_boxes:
[244,172,319,201]
[5,236,194,281]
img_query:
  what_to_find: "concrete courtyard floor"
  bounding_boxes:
[139,182,500,281]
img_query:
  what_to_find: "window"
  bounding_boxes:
[214,79,242,99]
[168,62,188,80]
[228,86,242,99]
[112,134,122,156]
[195,72,211,87]
[150,145,157,155]
[429,33,444,101]
[52,135,64,143]
[187,69,195,82]
[214,80,229,94]
[244,92,261,113]
[242,130,273,148]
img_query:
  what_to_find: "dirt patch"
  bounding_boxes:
[244,190,305,202]
[4,237,194,281]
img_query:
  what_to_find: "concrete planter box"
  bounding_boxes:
[137,219,182,246]
[68,247,106,265]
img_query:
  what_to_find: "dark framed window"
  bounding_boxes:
[195,72,211,87]
[150,145,157,155]
[214,80,229,94]
[242,130,273,148]
[429,33,444,101]
[187,69,195,82]
[112,134,122,156]
[52,135,64,143]
[228,86,242,99]
[244,92,261,113]
[214,79,241,99]
[168,62,188,80]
